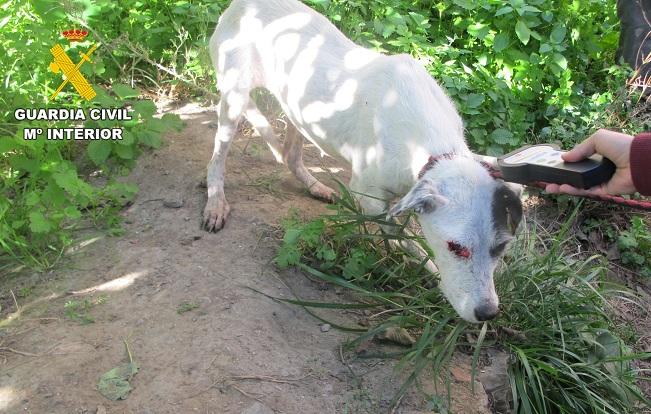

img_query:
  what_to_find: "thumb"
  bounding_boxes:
[561,137,596,163]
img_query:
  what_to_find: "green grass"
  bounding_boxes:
[64,295,107,325]
[177,301,199,314]
[274,184,651,413]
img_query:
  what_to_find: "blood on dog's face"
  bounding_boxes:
[390,157,523,323]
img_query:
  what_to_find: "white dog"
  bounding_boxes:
[204,0,523,323]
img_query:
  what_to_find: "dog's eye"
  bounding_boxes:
[447,241,471,259]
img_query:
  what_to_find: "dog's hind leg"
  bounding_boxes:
[244,101,284,163]
[282,123,336,202]
[203,90,249,232]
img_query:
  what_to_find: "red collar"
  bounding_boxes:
[418,153,501,180]
[418,153,456,179]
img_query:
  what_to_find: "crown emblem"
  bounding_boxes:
[62,29,88,42]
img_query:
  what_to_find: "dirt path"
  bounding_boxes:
[0,103,491,414]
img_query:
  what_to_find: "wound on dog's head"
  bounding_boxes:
[447,241,471,259]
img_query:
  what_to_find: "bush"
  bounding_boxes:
[618,216,651,278]
[306,0,633,154]
[275,185,651,413]
[0,1,185,268]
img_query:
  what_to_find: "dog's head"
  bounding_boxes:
[389,156,522,323]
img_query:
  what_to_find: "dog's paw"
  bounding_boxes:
[202,198,230,232]
[309,182,337,203]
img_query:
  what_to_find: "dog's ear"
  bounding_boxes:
[504,182,523,198]
[493,184,523,235]
[388,178,449,218]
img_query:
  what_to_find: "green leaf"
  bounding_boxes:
[160,113,184,131]
[114,143,134,159]
[53,168,80,196]
[466,93,485,108]
[553,53,568,70]
[112,84,140,99]
[31,0,66,21]
[550,25,567,44]
[133,100,157,119]
[494,33,510,52]
[98,362,139,401]
[495,6,513,16]
[137,130,162,148]
[490,128,515,145]
[0,137,19,154]
[382,23,395,38]
[87,141,111,165]
[539,43,553,54]
[276,245,301,268]
[467,23,489,39]
[93,88,117,106]
[93,60,106,76]
[522,5,541,13]
[64,206,81,219]
[25,192,40,207]
[0,15,10,29]
[117,130,135,146]
[453,0,476,10]
[515,20,531,45]
[541,11,553,22]
[29,211,52,233]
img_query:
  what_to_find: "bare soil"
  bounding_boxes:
[0,103,492,414]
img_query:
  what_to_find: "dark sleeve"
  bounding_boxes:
[630,132,651,196]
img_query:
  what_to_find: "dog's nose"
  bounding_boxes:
[474,303,499,321]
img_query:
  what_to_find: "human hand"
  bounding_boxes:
[545,129,636,196]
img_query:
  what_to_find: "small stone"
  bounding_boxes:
[96,406,107,414]
[479,349,512,413]
[241,402,273,414]
[450,366,472,383]
[607,244,620,261]
[375,327,416,346]
[163,198,184,208]
[320,323,331,332]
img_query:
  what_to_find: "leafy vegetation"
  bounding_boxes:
[276,185,651,413]
[1,1,186,269]
[618,216,651,278]
[307,0,641,154]
[63,295,106,324]
[177,301,200,314]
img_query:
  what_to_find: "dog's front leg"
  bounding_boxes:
[203,142,231,232]
[203,96,246,232]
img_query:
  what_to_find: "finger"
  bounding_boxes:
[555,184,587,196]
[561,136,597,162]
[558,183,611,197]
[544,183,585,196]
[600,180,623,197]
[544,183,561,194]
